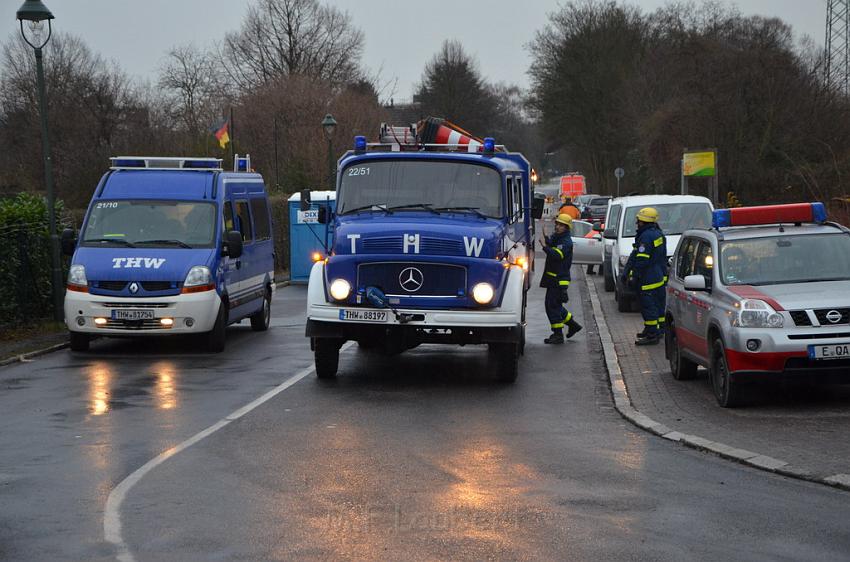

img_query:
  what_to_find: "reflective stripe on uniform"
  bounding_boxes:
[566,312,572,322]
[644,319,658,326]
[552,247,564,259]
[641,280,665,291]
[551,322,565,329]
[636,253,650,259]
[654,237,664,247]
[558,280,570,286]
[545,271,557,277]
[657,316,666,323]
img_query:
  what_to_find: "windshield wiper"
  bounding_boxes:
[340,204,392,215]
[136,239,193,248]
[84,238,135,247]
[435,206,487,219]
[388,203,440,214]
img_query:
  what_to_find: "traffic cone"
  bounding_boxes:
[418,117,483,152]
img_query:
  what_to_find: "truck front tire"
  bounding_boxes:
[69,332,90,352]
[492,342,519,383]
[315,338,342,379]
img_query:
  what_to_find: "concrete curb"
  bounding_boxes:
[1,279,293,370]
[584,270,850,493]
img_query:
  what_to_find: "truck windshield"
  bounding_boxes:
[623,203,712,237]
[81,200,216,248]
[337,160,503,218]
[720,234,850,286]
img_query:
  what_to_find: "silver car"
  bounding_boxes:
[665,205,850,407]
[570,220,604,268]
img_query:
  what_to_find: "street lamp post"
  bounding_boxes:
[321,113,337,190]
[17,0,62,322]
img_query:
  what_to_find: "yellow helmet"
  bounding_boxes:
[555,213,573,226]
[636,207,659,223]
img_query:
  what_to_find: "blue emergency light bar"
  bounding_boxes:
[712,202,827,229]
[110,157,223,170]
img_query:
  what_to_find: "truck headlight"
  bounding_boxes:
[732,299,784,328]
[68,264,87,286]
[472,282,495,305]
[329,278,351,301]
[184,266,212,287]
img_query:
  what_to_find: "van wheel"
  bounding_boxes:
[666,320,698,380]
[206,304,227,353]
[603,261,615,292]
[711,338,744,407]
[250,288,271,332]
[315,338,342,379]
[616,285,632,313]
[69,332,90,352]
[493,342,519,383]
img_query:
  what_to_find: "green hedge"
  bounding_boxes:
[0,193,65,328]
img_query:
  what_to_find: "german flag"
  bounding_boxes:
[213,119,230,149]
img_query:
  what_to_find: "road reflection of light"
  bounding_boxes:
[153,363,178,410]
[87,363,112,416]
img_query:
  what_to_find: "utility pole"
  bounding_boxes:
[825,0,850,96]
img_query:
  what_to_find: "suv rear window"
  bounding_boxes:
[623,203,711,237]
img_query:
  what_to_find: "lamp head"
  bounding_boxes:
[321,113,337,139]
[16,0,54,22]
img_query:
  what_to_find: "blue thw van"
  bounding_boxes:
[62,156,275,352]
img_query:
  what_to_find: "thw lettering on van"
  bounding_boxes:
[463,236,484,257]
[112,257,166,269]
[403,233,420,254]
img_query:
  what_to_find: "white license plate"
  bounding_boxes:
[808,343,850,360]
[338,309,388,323]
[112,309,155,321]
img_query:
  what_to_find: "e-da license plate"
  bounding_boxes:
[809,343,850,360]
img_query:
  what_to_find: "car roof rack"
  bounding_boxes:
[110,157,223,170]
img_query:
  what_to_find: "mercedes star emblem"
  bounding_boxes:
[826,310,843,324]
[398,267,424,292]
[129,282,139,294]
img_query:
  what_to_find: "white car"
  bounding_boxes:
[570,220,603,268]
[602,195,714,312]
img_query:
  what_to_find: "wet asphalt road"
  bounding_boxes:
[3,278,850,561]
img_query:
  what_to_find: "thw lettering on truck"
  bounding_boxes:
[111,257,166,269]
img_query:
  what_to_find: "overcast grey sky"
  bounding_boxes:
[1,0,829,100]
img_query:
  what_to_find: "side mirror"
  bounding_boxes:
[299,189,311,212]
[684,274,710,291]
[224,230,243,259]
[532,192,546,220]
[317,206,330,224]
[602,228,617,239]
[60,228,77,256]
[592,221,603,232]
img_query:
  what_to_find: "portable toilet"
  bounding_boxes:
[288,191,336,283]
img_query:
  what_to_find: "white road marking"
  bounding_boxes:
[103,342,354,562]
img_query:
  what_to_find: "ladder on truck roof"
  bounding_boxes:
[365,118,507,153]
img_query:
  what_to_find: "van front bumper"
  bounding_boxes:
[64,289,221,335]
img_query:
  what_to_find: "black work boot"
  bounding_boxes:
[635,331,661,346]
[566,318,583,338]
[544,331,565,344]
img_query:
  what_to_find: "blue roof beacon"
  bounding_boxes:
[304,118,546,382]
[62,155,275,352]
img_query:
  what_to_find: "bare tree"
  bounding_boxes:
[220,0,365,90]
[158,44,224,135]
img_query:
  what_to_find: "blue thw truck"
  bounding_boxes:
[304,122,544,381]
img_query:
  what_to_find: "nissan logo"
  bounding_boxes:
[129,282,139,294]
[826,310,843,324]
[398,267,424,292]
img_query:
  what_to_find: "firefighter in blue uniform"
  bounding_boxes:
[540,213,583,344]
[621,207,667,345]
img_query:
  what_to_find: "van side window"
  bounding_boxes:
[677,238,698,279]
[694,241,714,279]
[250,198,271,240]
[514,177,524,222]
[223,202,235,232]
[506,177,514,221]
[608,204,622,231]
[235,200,253,242]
